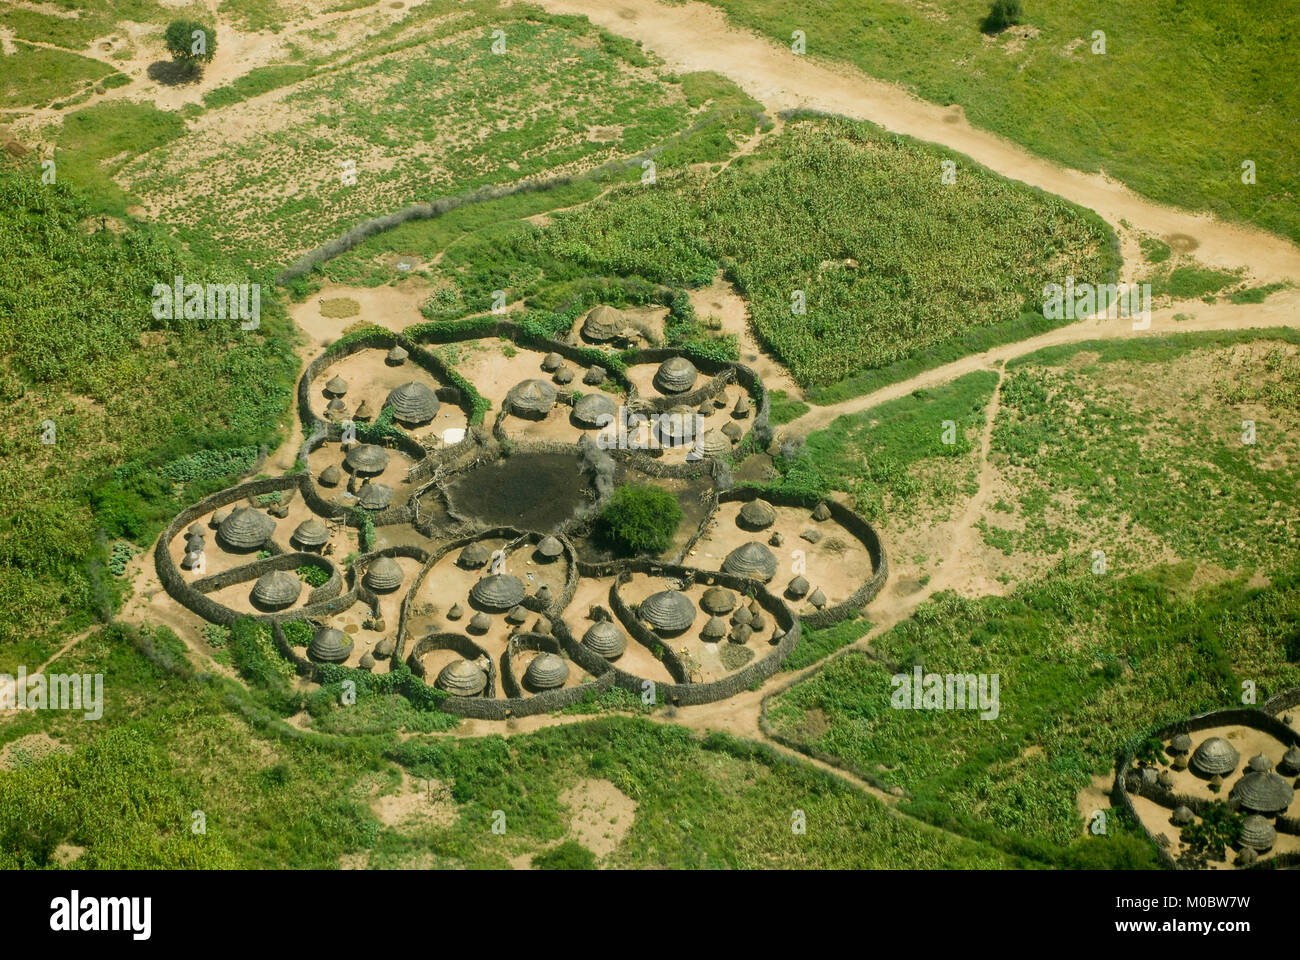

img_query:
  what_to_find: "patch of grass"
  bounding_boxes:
[783,617,873,671]
[0,42,116,110]
[767,389,810,426]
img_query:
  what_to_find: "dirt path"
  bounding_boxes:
[526,0,1300,286]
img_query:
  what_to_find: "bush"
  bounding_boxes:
[596,485,683,556]
[982,0,1023,33]
[532,840,597,870]
[164,20,217,64]
[297,565,330,587]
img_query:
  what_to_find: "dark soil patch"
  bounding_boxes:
[445,453,595,532]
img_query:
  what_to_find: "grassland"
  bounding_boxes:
[0,43,121,110]
[697,0,1300,243]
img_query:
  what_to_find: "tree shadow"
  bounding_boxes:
[147,60,201,86]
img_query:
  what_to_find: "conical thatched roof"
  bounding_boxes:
[507,379,557,419]
[731,623,753,645]
[365,556,403,592]
[721,542,777,581]
[812,501,832,521]
[357,652,374,671]
[218,507,276,550]
[384,381,440,424]
[326,397,348,418]
[251,570,302,608]
[572,392,616,428]
[582,621,627,660]
[523,653,568,691]
[583,365,606,386]
[386,345,408,365]
[292,518,330,548]
[721,420,742,442]
[653,356,698,394]
[319,464,342,486]
[356,482,394,510]
[447,603,463,621]
[582,304,624,342]
[1240,814,1276,852]
[731,394,752,419]
[731,606,752,626]
[693,429,731,458]
[1230,770,1295,815]
[437,659,487,696]
[468,612,492,633]
[1247,753,1273,773]
[541,352,563,372]
[354,399,375,421]
[470,574,526,611]
[374,635,396,658]
[700,586,736,615]
[552,366,574,385]
[210,508,230,528]
[346,443,390,474]
[536,535,563,559]
[1191,737,1240,776]
[308,627,353,663]
[808,588,827,608]
[738,498,776,530]
[639,590,696,634]
[1170,805,1194,826]
[324,375,348,397]
[786,575,809,599]
[1279,746,1300,777]
[701,616,727,640]
[1169,733,1193,755]
[457,542,491,569]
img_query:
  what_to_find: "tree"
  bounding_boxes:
[596,484,683,556]
[1179,801,1243,866]
[982,0,1023,34]
[164,20,217,66]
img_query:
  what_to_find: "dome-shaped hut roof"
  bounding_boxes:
[572,392,616,429]
[326,397,348,418]
[721,420,743,442]
[1240,814,1276,852]
[582,621,627,660]
[507,379,557,419]
[699,586,736,615]
[318,464,342,487]
[468,612,492,633]
[1247,753,1273,773]
[386,345,408,365]
[701,616,728,641]
[583,365,606,386]
[1279,745,1300,777]
[1169,733,1193,755]
[251,570,302,608]
[808,587,827,608]
[457,542,491,569]
[812,501,832,521]
[582,304,624,342]
[292,518,330,548]
[692,429,732,458]
[308,627,353,663]
[1191,737,1241,776]
[738,498,777,530]
[374,635,396,658]
[365,556,404,592]
[324,375,348,397]
[384,381,440,425]
[345,443,390,474]
[470,574,526,612]
[730,605,752,627]
[786,575,809,599]
[218,507,276,550]
[356,482,394,510]
[721,542,778,581]
[437,659,487,696]
[653,357,698,394]
[523,653,569,691]
[536,535,564,560]
[552,366,574,385]
[447,603,464,621]
[1170,805,1194,826]
[639,590,696,634]
[505,605,528,625]
[185,532,206,553]
[541,352,563,372]
[359,652,376,671]
[1230,770,1295,815]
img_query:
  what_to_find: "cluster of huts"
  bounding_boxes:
[634,583,785,648]
[319,355,441,428]
[716,499,834,609]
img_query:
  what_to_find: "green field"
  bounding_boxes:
[697,0,1300,243]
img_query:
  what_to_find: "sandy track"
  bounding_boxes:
[526,0,1300,285]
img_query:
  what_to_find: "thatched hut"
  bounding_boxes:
[319,464,342,487]
[292,519,330,550]
[353,399,375,421]
[731,394,752,419]
[541,352,563,372]
[326,397,348,419]
[505,605,528,625]
[359,652,375,671]
[1170,805,1194,827]
[721,420,743,442]
[457,542,491,569]
[786,575,810,600]
[583,365,607,386]
[507,379,557,420]
[447,603,464,621]
[470,574,526,611]
[582,621,627,660]
[721,542,778,581]
[582,304,624,342]
[535,535,563,561]
[218,507,276,551]
[308,626,353,663]
[638,590,696,635]
[384,381,440,425]
[356,482,394,510]
[374,635,396,658]
[468,612,491,633]
[572,393,616,430]
[1239,814,1276,852]
[346,443,390,475]
[730,605,752,627]
[365,556,404,592]
[523,652,569,691]
[1191,737,1241,777]
[731,623,753,645]
[653,357,698,394]
[701,616,727,641]
[812,501,832,521]
[692,429,732,458]
[1169,733,1193,755]
[808,587,827,608]
[553,366,574,385]
[436,659,488,696]
[251,570,302,609]
[737,498,776,530]
[386,345,408,365]
[535,584,552,605]
[700,586,736,615]
[1279,745,1300,777]
[324,375,348,397]
[1230,768,1295,815]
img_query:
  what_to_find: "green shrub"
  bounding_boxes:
[596,485,683,555]
[532,840,597,870]
[982,0,1023,34]
[297,565,330,587]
